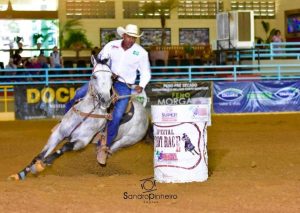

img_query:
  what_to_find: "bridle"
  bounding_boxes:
[72,64,114,120]
[67,64,114,138]
[89,65,114,109]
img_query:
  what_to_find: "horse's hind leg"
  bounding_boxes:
[43,142,74,166]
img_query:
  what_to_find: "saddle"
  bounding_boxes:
[120,100,134,124]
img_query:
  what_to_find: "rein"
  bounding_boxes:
[117,93,139,100]
[67,102,100,139]
[66,65,114,138]
[111,74,140,101]
[91,65,144,105]
[72,106,111,119]
[72,67,114,120]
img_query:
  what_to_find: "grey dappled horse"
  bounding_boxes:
[9,60,149,180]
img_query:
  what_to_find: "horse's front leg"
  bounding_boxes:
[43,142,75,166]
[30,139,89,175]
[7,150,47,181]
[42,136,91,165]
[27,130,71,175]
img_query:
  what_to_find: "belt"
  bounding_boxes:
[115,78,133,86]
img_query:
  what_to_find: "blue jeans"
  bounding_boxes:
[65,81,131,147]
[106,81,131,147]
[54,64,62,75]
[65,82,89,113]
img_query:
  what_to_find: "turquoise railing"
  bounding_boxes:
[1,41,300,89]
[1,62,300,88]
[225,42,300,61]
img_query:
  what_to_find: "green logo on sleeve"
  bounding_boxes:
[133,50,139,56]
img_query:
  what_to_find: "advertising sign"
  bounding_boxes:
[14,85,80,120]
[151,104,209,183]
[213,80,300,113]
[14,82,211,120]
[151,104,210,123]
[145,82,211,106]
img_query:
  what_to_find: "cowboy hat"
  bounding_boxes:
[117,24,144,38]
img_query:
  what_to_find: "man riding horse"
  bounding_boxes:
[65,24,151,165]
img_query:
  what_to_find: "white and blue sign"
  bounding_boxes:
[213,80,300,113]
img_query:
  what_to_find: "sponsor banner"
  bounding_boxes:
[14,84,81,120]
[145,82,211,106]
[14,82,211,120]
[213,80,300,113]
[151,104,210,123]
[153,122,208,183]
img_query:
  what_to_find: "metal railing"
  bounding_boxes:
[1,62,300,118]
[0,67,91,86]
[1,62,300,86]
[225,42,300,61]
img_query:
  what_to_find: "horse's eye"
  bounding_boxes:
[92,75,97,79]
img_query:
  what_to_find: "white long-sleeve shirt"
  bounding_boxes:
[98,39,151,88]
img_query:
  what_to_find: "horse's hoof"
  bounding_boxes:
[30,160,45,174]
[7,174,20,181]
[98,162,106,167]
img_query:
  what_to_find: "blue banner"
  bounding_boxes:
[213,80,300,113]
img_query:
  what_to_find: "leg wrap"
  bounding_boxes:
[43,142,74,165]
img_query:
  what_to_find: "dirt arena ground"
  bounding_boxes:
[0,113,299,213]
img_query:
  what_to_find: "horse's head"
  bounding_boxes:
[90,60,113,109]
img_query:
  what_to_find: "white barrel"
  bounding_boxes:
[151,105,209,183]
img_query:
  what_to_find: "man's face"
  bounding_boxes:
[122,34,137,49]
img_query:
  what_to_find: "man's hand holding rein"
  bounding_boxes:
[134,85,143,94]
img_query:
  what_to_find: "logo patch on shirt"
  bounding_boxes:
[112,45,119,49]
[133,50,139,56]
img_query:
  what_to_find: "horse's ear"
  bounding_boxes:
[91,55,109,66]
[91,55,97,67]
[99,58,109,65]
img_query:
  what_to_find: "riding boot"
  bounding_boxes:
[96,129,110,165]
[97,144,110,166]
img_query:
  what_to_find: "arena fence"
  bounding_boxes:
[1,62,300,85]
[0,85,14,120]
[216,42,300,63]
[1,60,300,120]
